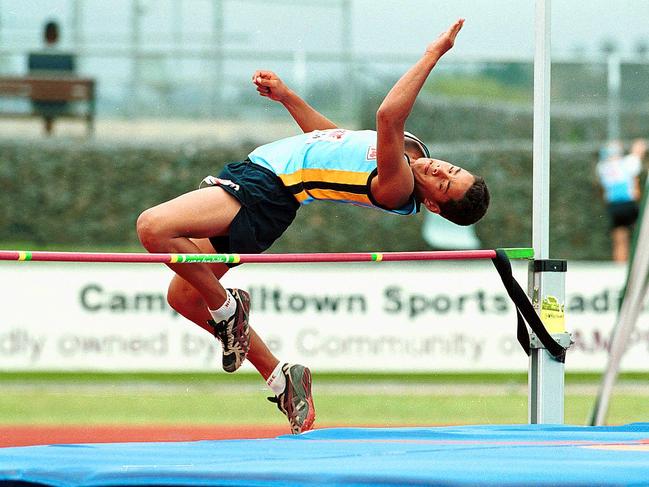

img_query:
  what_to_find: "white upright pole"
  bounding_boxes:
[528,0,567,425]
[533,0,551,259]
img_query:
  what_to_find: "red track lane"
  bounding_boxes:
[0,250,498,264]
[0,425,292,447]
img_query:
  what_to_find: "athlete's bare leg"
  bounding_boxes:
[136,187,239,310]
[166,238,280,380]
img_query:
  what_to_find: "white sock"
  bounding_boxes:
[208,290,237,323]
[267,362,286,395]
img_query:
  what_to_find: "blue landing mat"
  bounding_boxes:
[1,424,649,486]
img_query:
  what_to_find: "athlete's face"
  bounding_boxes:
[410,158,475,213]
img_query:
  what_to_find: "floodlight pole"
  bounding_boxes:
[607,53,621,141]
[529,0,570,425]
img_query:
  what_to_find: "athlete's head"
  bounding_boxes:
[403,133,489,226]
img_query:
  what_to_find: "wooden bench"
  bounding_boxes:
[0,76,96,135]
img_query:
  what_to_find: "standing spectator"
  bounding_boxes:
[597,139,647,262]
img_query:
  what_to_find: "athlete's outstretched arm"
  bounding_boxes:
[372,19,464,209]
[252,70,338,132]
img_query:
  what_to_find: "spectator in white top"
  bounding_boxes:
[597,139,647,262]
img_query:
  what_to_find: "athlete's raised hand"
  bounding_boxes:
[426,18,464,57]
[252,70,291,102]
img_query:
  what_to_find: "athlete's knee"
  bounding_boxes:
[136,208,167,250]
[167,277,202,314]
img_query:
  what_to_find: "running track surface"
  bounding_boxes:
[1,423,649,486]
[0,425,289,447]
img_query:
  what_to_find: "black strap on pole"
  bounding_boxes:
[491,248,567,363]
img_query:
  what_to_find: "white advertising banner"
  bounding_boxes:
[0,260,647,373]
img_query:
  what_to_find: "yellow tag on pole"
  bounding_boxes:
[540,296,566,333]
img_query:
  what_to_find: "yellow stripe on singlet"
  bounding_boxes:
[279,168,370,187]
[291,189,373,206]
[306,189,372,205]
[279,168,373,205]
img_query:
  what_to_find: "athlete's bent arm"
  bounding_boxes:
[252,70,338,132]
[372,19,464,210]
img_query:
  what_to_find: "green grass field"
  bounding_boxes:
[1,372,647,427]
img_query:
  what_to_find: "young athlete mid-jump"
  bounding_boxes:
[137,19,489,434]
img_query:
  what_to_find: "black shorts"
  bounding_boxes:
[205,160,300,256]
[607,201,639,229]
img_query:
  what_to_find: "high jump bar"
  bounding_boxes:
[0,248,533,264]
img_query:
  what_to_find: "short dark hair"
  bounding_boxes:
[438,176,490,226]
[44,21,59,44]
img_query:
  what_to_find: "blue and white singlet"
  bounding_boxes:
[248,129,418,216]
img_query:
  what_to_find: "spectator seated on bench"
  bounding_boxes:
[0,21,94,136]
[28,20,78,135]
[28,51,77,135]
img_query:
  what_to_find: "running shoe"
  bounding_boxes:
[208,288,251,373]
[268,363,315,434]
